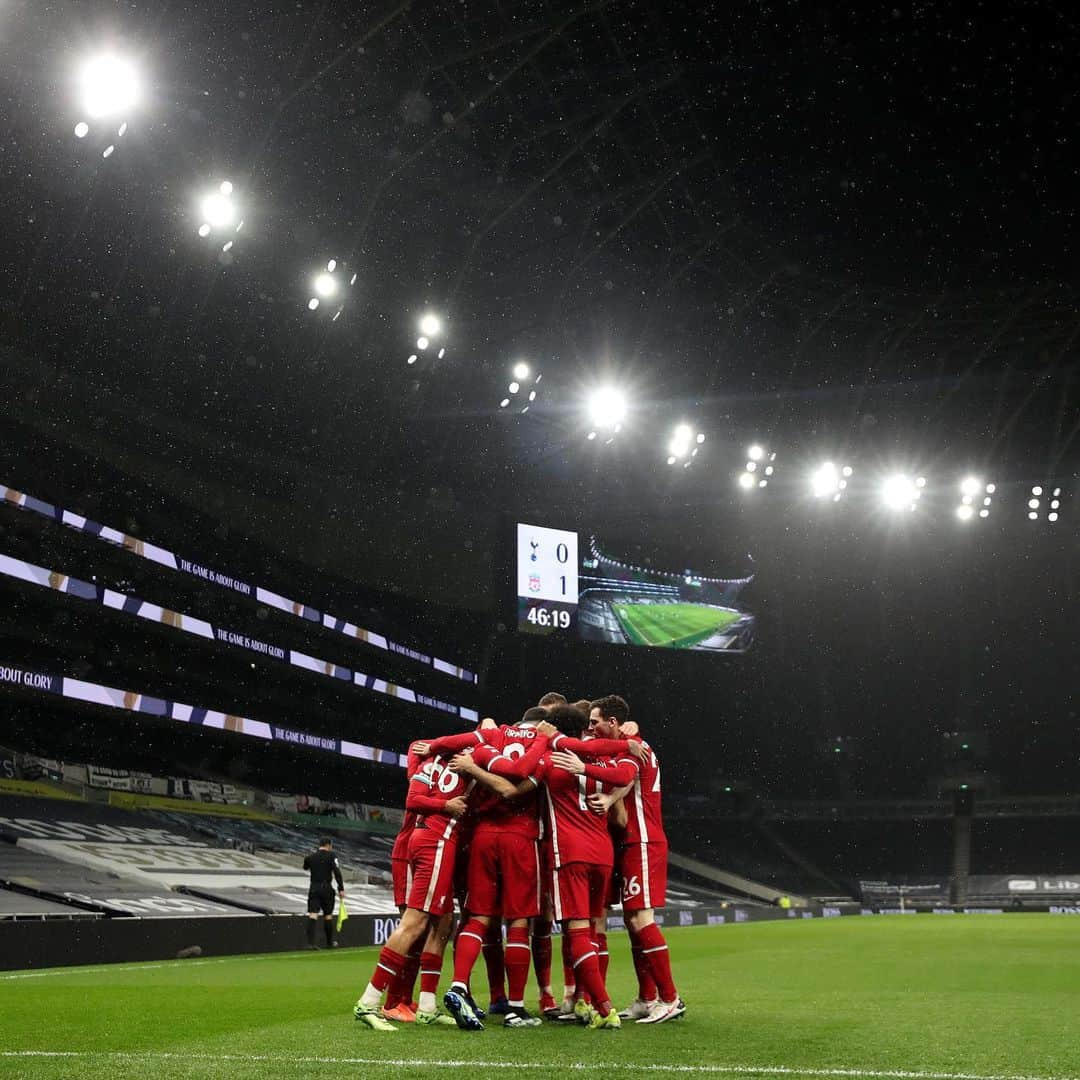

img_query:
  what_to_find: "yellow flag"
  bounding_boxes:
[336,899,349,933]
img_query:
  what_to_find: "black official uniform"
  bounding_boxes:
[304,847,344,916]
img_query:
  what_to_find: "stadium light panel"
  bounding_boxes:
[79,54,140,119]
[74,121,89,138]
[956,504,974,521]
[586,386,627,433]
[508,381,520,394]
[416,336,429,351]
[881,473,921,511]
[419,313,442,337]
[313,273,337,298]
[748,445,764,461]
[513,361,530,381]
[812,460,840,494]
[738,472,754,490]
[960,476,982,497]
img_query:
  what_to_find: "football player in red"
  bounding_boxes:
[380,737,430,1022]
[438,705,553,1028]
[353,749,472,1031]
[458,704,640,1030]
[535,705,643,1019]
[586,695,685,1024]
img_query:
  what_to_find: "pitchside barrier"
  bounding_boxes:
[3,901,1080,973]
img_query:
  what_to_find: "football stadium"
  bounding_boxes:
[1,4,1077,1080]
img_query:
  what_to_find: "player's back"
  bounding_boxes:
[472,723,544,836]
[542,757,624,868]
[623,738,666,846]
[409,752,472,841]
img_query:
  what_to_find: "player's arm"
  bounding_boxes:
[303,854,311,870]
[404,773,451,815]
[550,749,639,788]
[333,857,345,895]
[587,780,635,819]
[549,734,630,757]
[452,755,538,801]
[414,730,486,758]
[468,737,548,780]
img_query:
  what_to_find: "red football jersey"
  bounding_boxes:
[469,724,545,839]
[391,741,427,861]
[534,754,638,869]
[621,737,666,846]
[405,751,473,841]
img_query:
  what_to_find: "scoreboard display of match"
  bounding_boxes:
[515,521,756,654]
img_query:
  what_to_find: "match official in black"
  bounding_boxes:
[304,837,345,949]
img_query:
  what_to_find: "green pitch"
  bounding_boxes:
[612,601,741,648]
[2,917,1079,1080]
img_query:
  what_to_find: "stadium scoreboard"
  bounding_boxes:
[516,523,579,635]
[513,520,757,653]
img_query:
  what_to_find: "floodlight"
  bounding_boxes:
[587,387,627,431]
[74,122,89,139]
[508,381,520,395]
[811,462,839,498]
[313,273,337,298]
[513,361,530,381]
[201,193,234,229]
[416,336,429,350]
[882,474,919,510]
[79,54,139,119]
[960,477,981,497]
[956,505,974,521]
[738,472,754,490]
[419,313,442,337]
[748,445,764,461]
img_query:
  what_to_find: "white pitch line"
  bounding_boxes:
[0,1053,1077,1080]
[0,950,308,981]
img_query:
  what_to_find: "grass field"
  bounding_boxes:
[613,602,741,648]
[2,917,1079,1080]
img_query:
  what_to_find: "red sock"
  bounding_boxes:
[567,927,608,1016]
[371,946,406,993]
[386,948,420,1009]
[561,932,576,992]
[638,922,677,1002]
[532,920,553,992]
[419,951,443,997]
[595,932,609,983]
[483,922,506,1001]
[452,918,487,987]
[403,950,421,1005]
[504,925,531,1005]
[629,929,658,1001]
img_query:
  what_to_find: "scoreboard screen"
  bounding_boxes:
[515,521,756,654]
[516,523,579,632]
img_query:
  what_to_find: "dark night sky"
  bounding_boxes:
[0,1,1076,799]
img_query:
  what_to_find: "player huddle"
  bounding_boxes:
[352,693,684,1032]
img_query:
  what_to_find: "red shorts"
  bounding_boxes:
[619,840,668,911]
[466,830,540,920]
[406,828,458,916]
[391,857,410,908]
[552,861,611,922]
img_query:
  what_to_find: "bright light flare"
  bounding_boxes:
[199,182,238,235]
[79,54,139,119]
[960,476,982,497]
[587,386,627,431]
[419,313,442,337]
[810,462,845,498]
[313,273,337,298]
[881,473,921,511]
[513,361,530,381]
